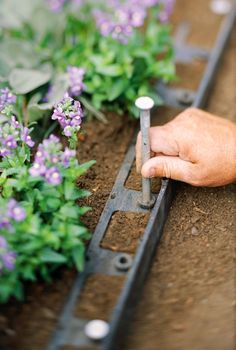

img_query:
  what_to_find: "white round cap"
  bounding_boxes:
[84,319,109,341]
[210,0,231,15]
[135,96,154,110]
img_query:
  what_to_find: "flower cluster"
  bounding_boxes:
[0,116,34,158]
[67,66,85,97]
[0,88,16,114]
[0,236,16,274]
[52,95,83,138]
[46,0,67,12]
[93,0,169,43]
[0,198,26,232]
[29,134,76,185]
[158,0,175,23]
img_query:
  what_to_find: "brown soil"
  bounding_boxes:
[75,274,125,321]
[125,161,161,193]
[101,212,150,253]
[124,18,236,350]
[170,60,207,90]
[171,0,224,48]
[77,114,136,232]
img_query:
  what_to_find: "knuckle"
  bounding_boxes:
[161,161,172,179]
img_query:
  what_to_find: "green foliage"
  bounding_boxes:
[0,1,175,119]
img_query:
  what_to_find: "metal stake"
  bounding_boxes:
[135,96,156,209]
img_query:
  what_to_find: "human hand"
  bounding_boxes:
[136,108,236,187]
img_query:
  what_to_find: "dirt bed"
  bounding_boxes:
[101,211,150,253]
[75,274,125,321]
[124,16,236,350]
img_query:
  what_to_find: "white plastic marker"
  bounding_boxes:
[84,319,109,341]
[135,96,156,209]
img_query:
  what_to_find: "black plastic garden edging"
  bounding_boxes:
[48,5,236,350]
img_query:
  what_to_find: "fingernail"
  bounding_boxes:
[148,167,156,178]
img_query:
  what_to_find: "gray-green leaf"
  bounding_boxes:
[9,68,52,94]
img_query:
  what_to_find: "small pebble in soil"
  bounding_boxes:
[191,226,199,236]
[42,308,56,320]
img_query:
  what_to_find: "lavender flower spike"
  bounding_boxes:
[67,66,85,97]
[0,88,16,112]
[52,96,83,139]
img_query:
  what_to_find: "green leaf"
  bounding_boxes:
[77,206,91,215]
[59,204,80,220]
[0,39,39,72]
[27,103,51,122]
[67,224,88,237]
[0,0,39,29]
[72,245,85,271]
[108,79,128,101]
[9,68,52,94]
[76,160,96,177]
[64,180,75,201]
[40,248,67,264]
[45,198,61,211]
[96,65,123,77]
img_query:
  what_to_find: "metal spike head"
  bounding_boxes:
[135,96,154,111]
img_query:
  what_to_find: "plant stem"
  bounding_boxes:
[22,97,29,127]
[80,96,108,124]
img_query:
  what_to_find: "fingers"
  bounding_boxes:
[141,155,195,184]
[136,126,180,173]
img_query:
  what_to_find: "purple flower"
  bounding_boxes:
[45,167,62,185]
[0,88,16,112]
[52,97,83,138]
[0,236,17,273]
[158,0,175,23]
[11,116,21,129]
[29,162,47,177]
[46,0,67,12]
[3,135,17,149]
[67,66,85,97]
[0,148,11,157]
[0,114,35,158]
[30,134,76,185]
[0,218,11,231]
[0,236,16,273]
[21,127,35,147]
[0,236,7,249]
[1,251,16,271]
[61,147,76,167]
[7,199,26,222]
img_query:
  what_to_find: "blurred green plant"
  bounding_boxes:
[0,0,175,120]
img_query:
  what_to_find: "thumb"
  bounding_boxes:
[141,156,194,183]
